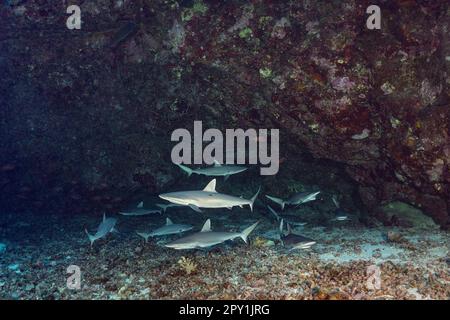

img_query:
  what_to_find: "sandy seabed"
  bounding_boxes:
[0,210,448,300]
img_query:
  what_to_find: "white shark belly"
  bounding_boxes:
[196,167,245,176]
[192,193,250,208]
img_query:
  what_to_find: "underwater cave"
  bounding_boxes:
[0,0,449,302]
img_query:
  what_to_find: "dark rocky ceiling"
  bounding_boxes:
[0,0,449,227]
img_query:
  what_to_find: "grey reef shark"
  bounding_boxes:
[118,201,162,216]
[176,159,247,180]
[136,217,193,242]
[266,190,321,210]
[159,179,260,213]
[85,213,118,247]
[165,219,259,250]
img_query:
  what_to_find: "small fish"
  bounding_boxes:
[279,219,316,250]
[85,213,117,247]
[136,218,193,242]
[266,191,320,210]
[159,179,260,213]
[165,219,259,250]
[177,160,247,180]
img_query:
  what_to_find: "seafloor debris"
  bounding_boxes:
[177,256,198,275]
[0,212,448,300]
[386,231,404,243]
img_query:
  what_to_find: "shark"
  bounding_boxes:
[279,219,316,250]
[85,213,117,247]
[136,218,193,242]
[165,219,259,250]
[266,191,320,210]
[331,195,350,222]
[159,179,260,213]
[177,160,247,180]
[267,205,307,227]
[119,201,162,216]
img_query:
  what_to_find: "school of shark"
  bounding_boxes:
[84,160,347,252]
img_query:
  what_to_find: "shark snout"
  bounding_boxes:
[159,193,177,202]
[158,193,170,201]
[159,193,187,206]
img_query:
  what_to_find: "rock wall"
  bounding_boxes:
[0,0,449,227]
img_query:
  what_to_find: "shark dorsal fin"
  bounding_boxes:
[137,201,143,208]
[103,212,106,222]
[203,179,217,192]
[166,217,173,225]
[201,219,211,232]
[213,159,221,167]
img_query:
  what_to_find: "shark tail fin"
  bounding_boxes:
[265,195,285,210]
[85,229,95,247]
[136,232,150,243]
[177,164,193,177]
[249,186,261,212]
[240,221,259,244]
[156,204,167,213]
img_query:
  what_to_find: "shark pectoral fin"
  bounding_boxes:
[224,175,230,181]
[177,163,193,176]
[188,204,202,213]
[265,195,285,210]
[156,204,167,213]
[213,159,222,167]
[111,227,119,234]
[137,201,144,208]
[227,207,232,210]
[166,217,173,225]
[286,223,292,235]
[267,205,281,222]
